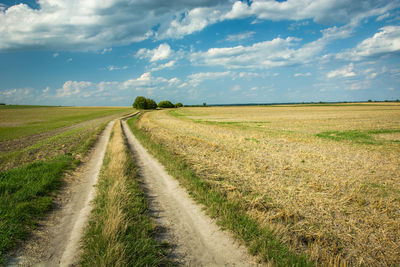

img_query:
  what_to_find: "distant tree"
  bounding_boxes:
[133,96,157,109]
[368,99,372,102]
[146,98,157,109]
[133,96,147,109]
[174,102,183,108]
[203,102,207,107]
[158,100,174,108]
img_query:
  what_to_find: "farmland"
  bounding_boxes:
[134,103,400,266]
[0,106,131,262]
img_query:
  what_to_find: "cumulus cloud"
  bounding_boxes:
[57,81,92,97]
[327,63,356,78]
[223,0,398,24]
[136,43,172,62]
[1,0,396,51]
[336,26,400,60]
[152,60,176,72]
[0,0,225,51]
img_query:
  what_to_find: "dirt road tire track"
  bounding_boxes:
[121,119,258,266]
[7,120,115,267]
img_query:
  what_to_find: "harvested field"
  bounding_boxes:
[136,104,400,266]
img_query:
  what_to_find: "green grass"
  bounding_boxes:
[127,114,314,267]
[0,106,131,141]
[0,107,128,264]
[316,129,400,144]
[0,155,73,264]
[80,124,171,266]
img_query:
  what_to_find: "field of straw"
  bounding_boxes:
[137,104,400,266]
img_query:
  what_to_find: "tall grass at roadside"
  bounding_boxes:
[80,121,170,266]
[127,115,313,267]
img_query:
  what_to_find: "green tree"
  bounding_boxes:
[158,101,174,108]
[146,98,157,109]
[174,102,183,108]
[133,96,147,109]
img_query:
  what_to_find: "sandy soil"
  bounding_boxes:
[6,120,114,267]
[121,119,258,266]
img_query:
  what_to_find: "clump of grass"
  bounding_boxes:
[316,129,400,144]
[80,121,170,266]
[0,155,72,265]
[127,115,313,267]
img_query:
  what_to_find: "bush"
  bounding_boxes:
[133,96,157,110]
[174,102,183,108]
[145,98,157,109]
[158,101,174,108]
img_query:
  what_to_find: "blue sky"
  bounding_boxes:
[0,0,399,106]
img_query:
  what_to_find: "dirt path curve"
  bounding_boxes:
[121,119,258,266]
[7,120,115,267]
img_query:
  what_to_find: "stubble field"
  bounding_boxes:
[136,103,400,266]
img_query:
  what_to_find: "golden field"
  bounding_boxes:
[137,103,400,266]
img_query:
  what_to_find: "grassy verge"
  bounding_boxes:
[127,114,313,267]
[80,121,170,266]
[0,121,110,264]
[0,155,74,264]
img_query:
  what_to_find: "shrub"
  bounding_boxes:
[133,96,157,110]
[158,101,174,108]
[174,102,183,108]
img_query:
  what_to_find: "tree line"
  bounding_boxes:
[133,96,183,109]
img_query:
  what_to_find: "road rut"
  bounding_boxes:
[7,120,115,267]
[121,119,257,266]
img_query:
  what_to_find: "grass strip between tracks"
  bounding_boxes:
[127,113,314,267]
[80,120,170,266]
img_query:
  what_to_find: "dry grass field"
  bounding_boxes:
[137,103,400,266]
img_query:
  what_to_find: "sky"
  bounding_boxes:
[0,0,400,106]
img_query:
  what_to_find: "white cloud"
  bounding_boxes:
[107,65,128,71]
[225,31,255,42]
[327,63,356,78]
[336,26,400,60]
[151,60,176,72]
[223,0,398,24]
[0,1,226,51]
[376,13,390,21]
[100,48,112,54]
[232,85,240,91]
[0,0,397,51]
[188,71,232,86]
[137,43,172,62]
[53,53,59,58]
[294,72,312,77]
[42,86,50,94]
[57,81,92,97]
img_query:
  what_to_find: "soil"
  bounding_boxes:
[6,120,114,267]
[121,119,259,266]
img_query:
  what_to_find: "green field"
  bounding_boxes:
[0,106,132,263]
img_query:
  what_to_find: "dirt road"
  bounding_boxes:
[7,116,257,266]
[121,119,257,266]
[7,120,115,267]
